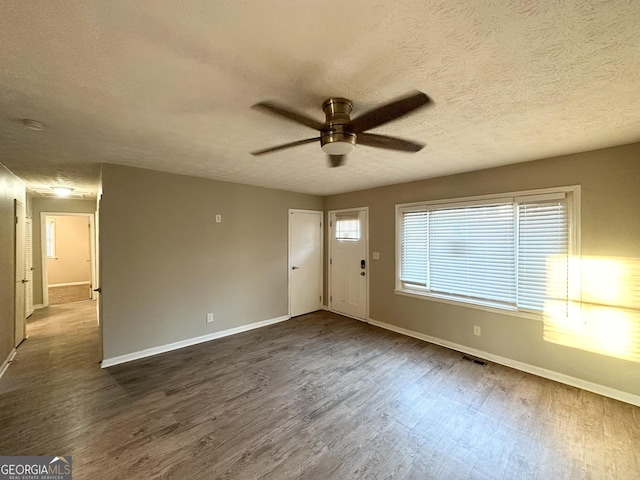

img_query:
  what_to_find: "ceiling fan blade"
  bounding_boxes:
[350,91,432,133]
[251,137,320,156]
[357,133,425,152]
[252,101,324,131]
[328,155,346,167]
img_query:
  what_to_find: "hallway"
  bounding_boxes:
[0,301,108,456]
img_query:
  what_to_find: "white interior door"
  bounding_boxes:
[289,210,323,317]
[14,200,26,347]
[330,208,368,320]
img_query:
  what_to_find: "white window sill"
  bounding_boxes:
[394,288,543,321]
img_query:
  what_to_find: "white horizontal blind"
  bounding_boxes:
[401,211,429,286]
[429,203,516,304]
[398,190,573,314]
[335,214,360,241]
[517,200,568,311]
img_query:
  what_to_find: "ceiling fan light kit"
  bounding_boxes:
[320,98,357,155]
[52,186,73,197]
[251,90,432,167]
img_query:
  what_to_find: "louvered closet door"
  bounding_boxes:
[14,200,26,346]
[25,217,34,317]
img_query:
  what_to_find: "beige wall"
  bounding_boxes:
[0,163,25,363]
[325,142,640,397]
[100,164,322,360]
[47,215,91,285]
[30,198,96,306]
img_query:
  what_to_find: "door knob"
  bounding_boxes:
[21,279,29,283]
[292,266,299,270]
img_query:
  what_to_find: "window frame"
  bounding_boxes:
[395,185,581,320]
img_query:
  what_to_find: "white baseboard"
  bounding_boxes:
[367,318,640,408]
[325,306,367,322]
[0,349,17,380]
[48,281,91,288]
[33,304,45,310]
[101,315,290,368]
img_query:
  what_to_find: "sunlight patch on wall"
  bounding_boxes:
[543,256,640,362]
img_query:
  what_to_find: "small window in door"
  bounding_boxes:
[335,214,360,241]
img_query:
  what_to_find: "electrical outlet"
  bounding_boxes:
[215,214,222,223]
[206,313,214,323]
[473,325,481,336]
[372,252,380,260]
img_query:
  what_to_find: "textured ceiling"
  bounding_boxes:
[1,1,639,198]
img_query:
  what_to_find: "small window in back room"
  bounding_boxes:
[45,217,56,258]
[335,214,360,241]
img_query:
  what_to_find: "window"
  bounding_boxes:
[335,213,360,241]
[396,187,579,315]
[45,217,56,258]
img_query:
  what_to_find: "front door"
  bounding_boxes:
[330,208,368,320]
[289,210,323,317]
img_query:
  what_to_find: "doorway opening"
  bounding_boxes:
[40,212,97,307]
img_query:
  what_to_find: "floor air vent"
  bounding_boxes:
[462,355,487,366]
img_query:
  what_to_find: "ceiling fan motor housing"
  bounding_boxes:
[321,98,357,154]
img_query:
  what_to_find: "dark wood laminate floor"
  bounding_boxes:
[1,302,639,479]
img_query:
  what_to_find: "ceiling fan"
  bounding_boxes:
[250,90,433,167]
